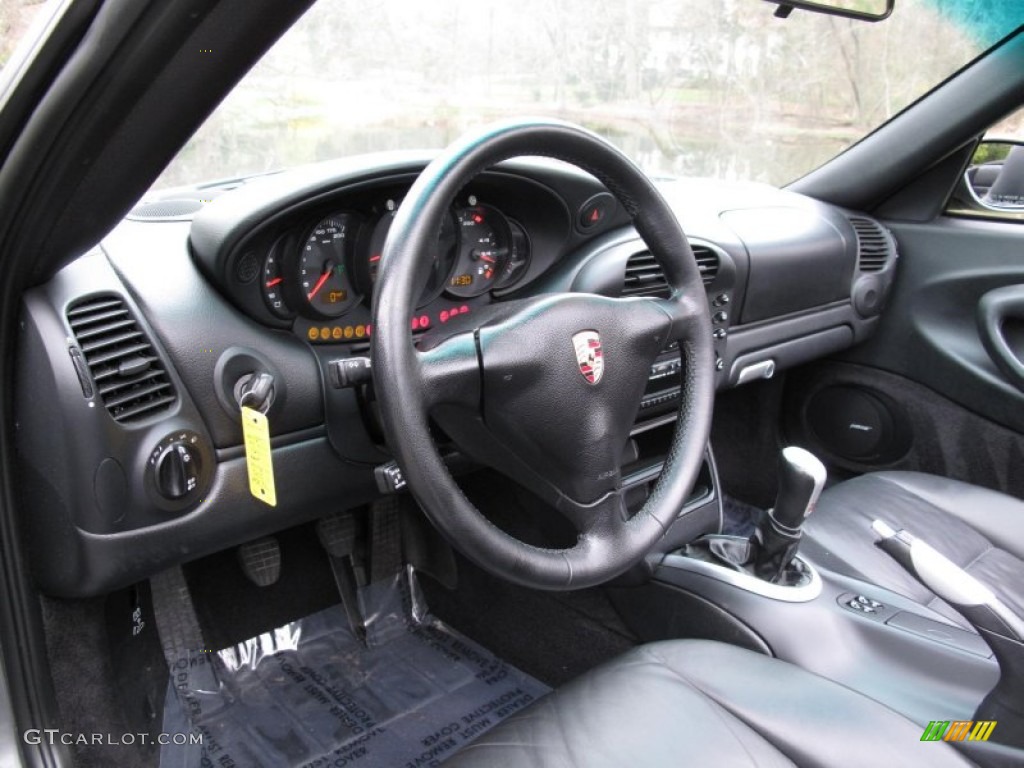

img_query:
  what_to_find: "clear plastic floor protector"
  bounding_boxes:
[158,570,550,768]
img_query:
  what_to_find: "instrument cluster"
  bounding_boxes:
[259,194,531,343]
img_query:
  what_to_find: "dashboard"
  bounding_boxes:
[15,153,898,597]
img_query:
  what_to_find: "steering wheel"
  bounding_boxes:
[371,119,714,590]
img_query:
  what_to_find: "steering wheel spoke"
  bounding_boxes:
[416,331,481,409]
[652,293,709,345]
[556,486,630,536]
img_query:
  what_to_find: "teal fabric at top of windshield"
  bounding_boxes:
[933,1,1024,46]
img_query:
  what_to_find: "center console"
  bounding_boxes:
[609,444,1006,747]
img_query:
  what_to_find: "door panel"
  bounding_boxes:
[783,215,1024,498]
[842,216,1024,435]
[977,285,1024,392]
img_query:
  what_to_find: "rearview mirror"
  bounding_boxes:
[966,141,1024,210]
[764,0,894,22]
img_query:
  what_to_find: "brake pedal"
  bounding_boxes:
[237,536,282,587]
[317,513,367,644]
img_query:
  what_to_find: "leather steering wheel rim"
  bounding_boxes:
[371,118,715,590]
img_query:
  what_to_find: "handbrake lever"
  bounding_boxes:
[871,519,1024,642]
[873,519,1024,748]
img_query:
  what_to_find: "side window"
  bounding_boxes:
[948,106,1024,222]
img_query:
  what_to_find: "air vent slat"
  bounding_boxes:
[622,246,719,297]
[97,368,165,396]
[103,381,173,410]
[80,329,145,355]
[73,317,137,341]
[67,299,124,318]
[91,355,160,382]
[69,308,132,331]
[85,341,152,367]
[849,216,893,273]
[114,395,178,423]
[66,295,176,424]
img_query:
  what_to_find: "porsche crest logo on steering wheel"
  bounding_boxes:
[572,331,604,385]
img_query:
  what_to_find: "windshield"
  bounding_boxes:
[0,1,64,94]
[154,0,1021,190]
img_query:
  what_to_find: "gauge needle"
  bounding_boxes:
[265,277,283,288]
[479,253,495,264]
[307,268,332,300]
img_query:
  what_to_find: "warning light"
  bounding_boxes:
[589,207,601,223]
[419,315,430,329]
[412,317,420,330]
[472,213,484,224]
[344,326,354,339]
[319,327,331,341]
[307,328,318,341]
[460,305,470,314]
[332,327,343,340]
[366,324,373,336]
[440,310,450,323]
[355,325,366,338]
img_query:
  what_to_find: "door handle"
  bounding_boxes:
[977,285,1024,390]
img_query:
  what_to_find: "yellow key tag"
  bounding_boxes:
[241,406,277,507]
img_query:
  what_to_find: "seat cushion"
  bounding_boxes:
[446,639,973,767]
[803,471,1024,628]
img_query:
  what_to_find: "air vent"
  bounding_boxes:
[693,245,720,285]
[623,252,669,297]
[849,217,892,272]
[622,246,719,297]
[66,296,176,424]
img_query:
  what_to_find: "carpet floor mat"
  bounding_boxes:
[158,579,549,767]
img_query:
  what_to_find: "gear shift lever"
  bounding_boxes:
[753,446,827,582]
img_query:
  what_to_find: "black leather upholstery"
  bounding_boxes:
[448,639,973,767]
[803,471,1024,628]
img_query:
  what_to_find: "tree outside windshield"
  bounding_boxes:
[154,0,1017,190]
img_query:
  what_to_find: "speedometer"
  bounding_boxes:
[298,213,360,318]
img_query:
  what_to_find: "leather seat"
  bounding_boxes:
[448,639,973,767]
[802,471,1024,629]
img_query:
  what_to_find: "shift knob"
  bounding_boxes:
[753,446,827,582]
[772,446,828,531]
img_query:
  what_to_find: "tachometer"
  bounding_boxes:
[360,199,458,307]
[299,213,360,318]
